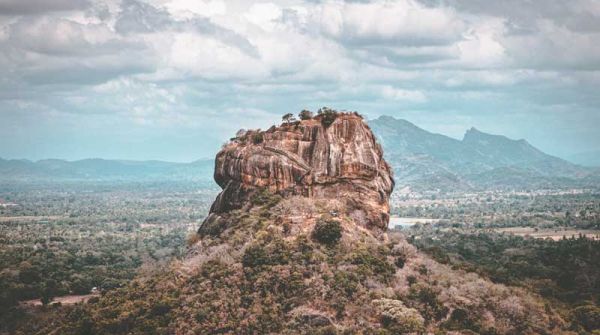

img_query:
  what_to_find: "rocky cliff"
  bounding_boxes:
[201,111,394,234]
[25,109,567,335]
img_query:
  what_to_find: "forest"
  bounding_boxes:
[412,230,600,332]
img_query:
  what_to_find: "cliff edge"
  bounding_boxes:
[200,110,394,235]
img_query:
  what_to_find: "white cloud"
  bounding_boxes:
[502,19,600,70]
[244,2,282,32]
[381,85,427,102]
[163,0,227,19]
[0,0,599,160]
[316,0,465,46]
[455,18,506,68]
[165,32,267,80]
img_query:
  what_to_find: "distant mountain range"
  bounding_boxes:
[1,116,598,191]
[369,116,599,191]
[0,158,214,184]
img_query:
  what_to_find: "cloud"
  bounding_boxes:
[424,0,600,33]
[8,16,136,57]
[0,15,154,87]
[0,0,90,15]
[116,0,258,56]
[501,20,600,70]
[316,1,465,46]
[0,0,599,160]
[164,0,227,19]
[381,86,427,102]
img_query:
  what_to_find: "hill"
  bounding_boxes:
[4,110,569,335]
[1,115,597,192]
[0,158,214,183]
[368,115,596,191]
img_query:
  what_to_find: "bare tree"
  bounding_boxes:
[282,113,296,124]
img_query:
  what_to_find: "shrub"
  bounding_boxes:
[150,303,172,317]
[373,299,425,333]
[349,249,396,282]
[315,326,337,335]
[443,308,479,331]
[242,240,291,269]
[408,284,449,322]
[242,244,269,268]
[317,107,338,127]
[333,271,360,298]
[282,221,291,235]
[298,109,313,120]
[251,132,264,144]
[394,255,406,268]
[572,304,600,332]
[186,233,201,246]
[251,189,282,208]
[312,219,342,246]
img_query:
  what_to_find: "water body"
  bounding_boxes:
[388,217,439,229]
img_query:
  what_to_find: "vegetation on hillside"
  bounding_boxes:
[0,183,214,333]
[4,190,570,334]
[412,230,600,333]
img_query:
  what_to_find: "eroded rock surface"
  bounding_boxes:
[201,111,394,233]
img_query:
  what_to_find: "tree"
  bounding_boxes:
[298,109,313,120]
[18,261,39,284]
[317,107,337,127]
[40,279,58,306]
[282,113,295,124]
[311,218,342,246]
[251,132,264,144]
[235,129,247,138]
[572,304,600,332]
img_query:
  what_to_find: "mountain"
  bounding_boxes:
[368,115,595,191]
[1,115,596,191]
[18,110,564,334]
[0,158,214,183]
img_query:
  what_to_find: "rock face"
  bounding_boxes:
[201,111,394,233]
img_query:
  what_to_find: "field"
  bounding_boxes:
[495,227,600,240]
[0,181,217,314]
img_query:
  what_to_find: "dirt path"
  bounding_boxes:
[21,293,100,306]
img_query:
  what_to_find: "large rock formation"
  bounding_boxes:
[200,110,394,233]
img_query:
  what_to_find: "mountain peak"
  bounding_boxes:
[463,127,532,147]
[373,115,417,128]
[463,126,490,141]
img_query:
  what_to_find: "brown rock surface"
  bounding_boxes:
[201,111,394,233]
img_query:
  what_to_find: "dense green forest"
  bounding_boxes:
[412,231,600,332]
[0,183,215,330]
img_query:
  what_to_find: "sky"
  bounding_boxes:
[0,0,599,162]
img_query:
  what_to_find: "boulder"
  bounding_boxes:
[200,111,394,233]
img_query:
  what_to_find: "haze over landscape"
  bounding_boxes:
[1,1,600,335]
